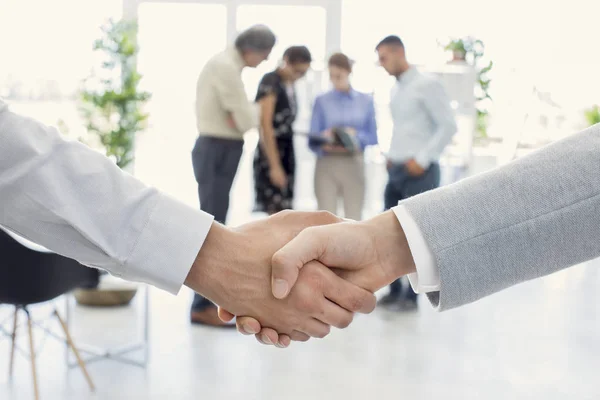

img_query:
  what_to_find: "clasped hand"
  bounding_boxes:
[185,210,414,348]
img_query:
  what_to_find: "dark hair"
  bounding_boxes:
[376,35,404,50]
[283,46,312,64]
[235,25,276,52]
[328,52,353,72]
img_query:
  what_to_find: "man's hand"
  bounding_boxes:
[405,159,426,177]
[225,210,417,347]
[184,211,377,344]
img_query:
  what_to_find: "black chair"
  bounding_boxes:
[0,228,99,400]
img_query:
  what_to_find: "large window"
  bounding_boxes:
[0,0,122,134]
[135,3,228,206]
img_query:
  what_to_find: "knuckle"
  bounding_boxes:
[315,210,340,223]
[272,210,293,223]
[278,209,293,218]
[271,251,287,268]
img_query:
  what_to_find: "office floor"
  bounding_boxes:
[1,149,599,400]
[1,259,599,400]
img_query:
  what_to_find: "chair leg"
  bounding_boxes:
[9,306,18,377]
[25,309,40,400]
[53,310,95,392]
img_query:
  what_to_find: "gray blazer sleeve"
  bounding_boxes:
[401,124,600,310]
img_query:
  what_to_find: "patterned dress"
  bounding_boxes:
[253,70,297,214]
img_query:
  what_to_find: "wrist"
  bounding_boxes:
[364,210,416,283]
[185,222,237,304]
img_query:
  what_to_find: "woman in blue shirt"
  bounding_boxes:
[310,53,378,220]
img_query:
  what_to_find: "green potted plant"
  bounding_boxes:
[584,105,600,126]
[78,19,151,170]
[442,36,493,139]
[76,19,151,307]
[444,37,484,63]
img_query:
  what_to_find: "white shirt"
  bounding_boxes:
[0,99,214,294]
[0,98,439,296]
[387,67,457,168]
[392,205,440,293]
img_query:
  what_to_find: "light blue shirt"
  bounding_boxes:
[309,88,378,156]
[388,67,457,168]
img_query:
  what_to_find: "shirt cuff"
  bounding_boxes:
[391,204,440,293]
[125,193,214,295]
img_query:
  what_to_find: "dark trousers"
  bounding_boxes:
[384,162,440,302]
[191,136,243,312]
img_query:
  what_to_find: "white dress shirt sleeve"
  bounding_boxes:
[391,204,440,293]
[0,101,214,295]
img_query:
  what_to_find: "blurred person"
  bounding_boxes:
[376,35,457,311]
[253,46,312,215]
[190,25,276,326]
[309,53,378,220]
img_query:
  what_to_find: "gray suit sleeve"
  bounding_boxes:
[401,124,600,310]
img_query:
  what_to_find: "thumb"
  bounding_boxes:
[271,227,327,299]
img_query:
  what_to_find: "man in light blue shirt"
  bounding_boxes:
[376,35,457,311]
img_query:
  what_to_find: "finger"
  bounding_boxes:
[256,334,270,345]
[271,227,327,299]
[277,335,292,348]
[321,265,377,314]
[257,328,279,346]
[289,330,310,342]
[217,307,235,322]
[235,316,261,335]
[315,298,355,329]
[299,318,331,339]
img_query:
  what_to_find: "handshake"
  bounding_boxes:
[184,210,416,348]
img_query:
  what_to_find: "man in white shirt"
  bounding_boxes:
[191,25,275,326]
[376,35,457,311]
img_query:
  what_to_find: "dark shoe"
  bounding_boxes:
[377,293,403,307]
[190,306,236,328]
